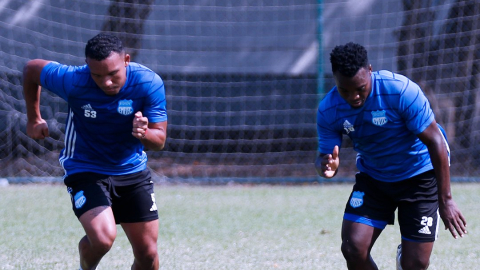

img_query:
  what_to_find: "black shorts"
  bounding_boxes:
[65,169,158,224]
[344,170,439,242]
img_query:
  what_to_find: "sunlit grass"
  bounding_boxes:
[0,183,478,269]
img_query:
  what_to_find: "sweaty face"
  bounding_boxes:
[334,66,372,108]
[86,52,130,95]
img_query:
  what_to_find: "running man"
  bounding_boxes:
[23,33,167,270]
[315,42,467,270]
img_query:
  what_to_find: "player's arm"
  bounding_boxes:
[315,110,341,178]
[417,120,467,239]
[315,145,340,178]
[23,59,52,139]
[132,111,167,151]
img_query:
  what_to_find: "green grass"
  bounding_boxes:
[0,183,478,269]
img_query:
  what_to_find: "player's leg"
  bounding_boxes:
[111,170,159,270]
[341,220,383,270]
[397,240,434,270]
[65,172,116,270]
[397,170,439,270]
[78,206,117,270]
[341,172,396,269]
[122,220,159,270]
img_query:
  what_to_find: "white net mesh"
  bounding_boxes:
[1,0,479,182]
[323,0,480,180]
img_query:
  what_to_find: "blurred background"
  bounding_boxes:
[0,0,479,183]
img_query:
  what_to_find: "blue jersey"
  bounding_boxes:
[317,70,435,182]
[40,62,167,176]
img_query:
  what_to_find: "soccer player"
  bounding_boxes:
[23,33,167,270]
[315,42,467,270]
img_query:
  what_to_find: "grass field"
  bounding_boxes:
[0,183,478,270]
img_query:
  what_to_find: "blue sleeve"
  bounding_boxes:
[144,74,167,123]
[40,62,74,101]
[399,80,434,134]
[317,107,342,154]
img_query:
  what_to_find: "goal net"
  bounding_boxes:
[0,0,479,182]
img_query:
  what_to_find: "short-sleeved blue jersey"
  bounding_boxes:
[317,70,435,182]
[40,62,167,177]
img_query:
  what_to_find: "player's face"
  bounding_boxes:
[86,52,130,96]
[334,66,372,108]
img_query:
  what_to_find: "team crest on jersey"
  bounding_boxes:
[117,99,134,115]
[371,110,388,126]
[343,120,355,134]
[350,191,364,208]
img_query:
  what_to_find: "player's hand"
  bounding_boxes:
[320,145,340,178]
[132,111,148,139]
[439,198,467,239]
[26,119,49,139]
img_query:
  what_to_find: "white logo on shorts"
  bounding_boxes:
[419,216,433,234]
[150,193,157,211]
[418,226,431,234]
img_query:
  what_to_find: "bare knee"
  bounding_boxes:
[401,257,430,270]
[93,237,115,255]
[341,240,365,261]
[400,241,433,270]
[80,231,116,256]
[133,244,158,265]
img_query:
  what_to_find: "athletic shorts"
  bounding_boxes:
[64,169,158,224]
[344,170,439,242]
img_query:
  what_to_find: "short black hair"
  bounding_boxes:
[85,33,124,61]
[330,42,369,77]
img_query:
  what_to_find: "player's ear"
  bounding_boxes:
[124,54,130,66]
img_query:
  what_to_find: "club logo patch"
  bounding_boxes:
[371,110,388,126]
[74,190,86,209]
[117,99,134,115]
[350,191,365,208]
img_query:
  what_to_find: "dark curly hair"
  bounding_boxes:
[330,42,369,77]
[85,33,124,61]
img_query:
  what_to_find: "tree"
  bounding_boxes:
[102,0,154,59]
